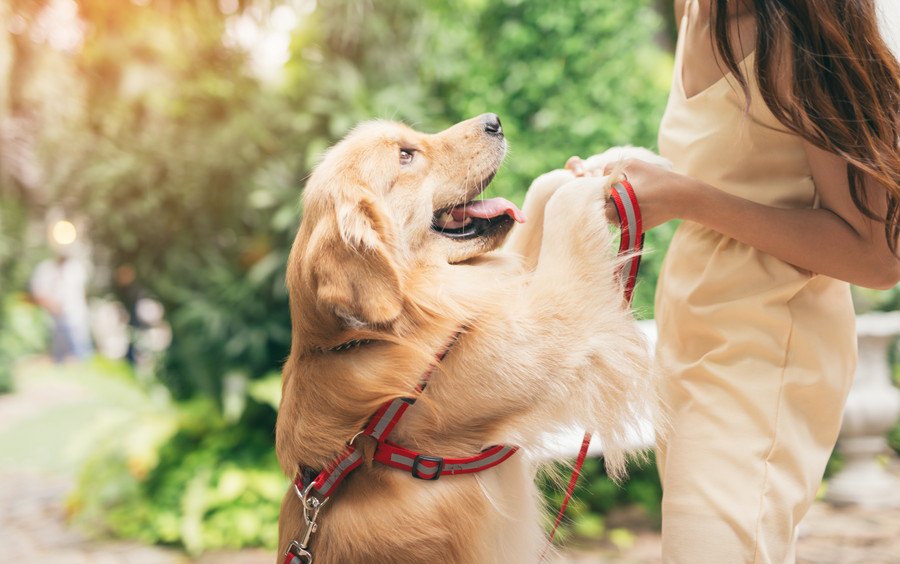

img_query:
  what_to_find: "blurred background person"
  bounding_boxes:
[29,247,92,363]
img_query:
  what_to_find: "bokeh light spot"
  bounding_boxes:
[52,220,77,245]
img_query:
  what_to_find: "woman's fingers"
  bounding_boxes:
[602,160,624,177]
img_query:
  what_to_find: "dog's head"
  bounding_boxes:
[291,114,522,335]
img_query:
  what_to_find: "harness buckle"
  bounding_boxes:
[411,454,444,480]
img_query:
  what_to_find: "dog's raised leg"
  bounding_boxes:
[504,168,575,270]
[520,175,654,478]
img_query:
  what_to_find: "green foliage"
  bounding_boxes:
[0,337,13,393]
[541,454,662,544]
[71,395,285,554]
[36,2,301,400]
[0,198,32,393]
[0,293,49,355]
[0,294,49,393]
[423,0,671,182]
[853,286,900,314]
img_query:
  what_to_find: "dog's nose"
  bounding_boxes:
[483,113,503,137]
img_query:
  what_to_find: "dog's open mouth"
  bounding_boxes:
[432,198,526,239]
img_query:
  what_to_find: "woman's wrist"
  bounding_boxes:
[667,173,706,223]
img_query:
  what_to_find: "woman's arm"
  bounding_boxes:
[598,149,900,290]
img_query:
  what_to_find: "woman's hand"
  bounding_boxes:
[565,155,689,230]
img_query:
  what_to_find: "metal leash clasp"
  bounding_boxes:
[284,482,328,564]
[284,540,313,564]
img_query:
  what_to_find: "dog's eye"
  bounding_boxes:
[399,149,414,165]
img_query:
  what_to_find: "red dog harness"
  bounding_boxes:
[284,178,643,564]
[284,333,519,564]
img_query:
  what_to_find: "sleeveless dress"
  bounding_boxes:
[654,2,857,562]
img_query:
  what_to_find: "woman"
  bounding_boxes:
[566,0,899,561]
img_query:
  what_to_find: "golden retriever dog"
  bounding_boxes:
[276,114,657,563]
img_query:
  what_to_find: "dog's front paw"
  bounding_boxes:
[541,175,616,253]
[546,175,613,215]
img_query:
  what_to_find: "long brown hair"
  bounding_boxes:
[713,0,900,253]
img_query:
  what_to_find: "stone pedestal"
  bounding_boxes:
[825,311,900,507]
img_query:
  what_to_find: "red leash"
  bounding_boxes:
[544,177,643,552]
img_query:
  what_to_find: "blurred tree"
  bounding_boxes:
[32,0,301,399]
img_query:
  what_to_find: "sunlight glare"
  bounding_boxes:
[51,220,77,246]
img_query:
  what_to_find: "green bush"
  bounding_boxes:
[0,294,49,392]
[541,454,662,545]
[71,395,285,554]
[0,196,35,393]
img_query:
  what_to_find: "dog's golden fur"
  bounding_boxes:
[276,115,657,563]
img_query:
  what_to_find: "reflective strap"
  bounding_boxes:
[364,397,414,440]
[305,446,364,498]
[373,441,519,478]
[609,178,643,303]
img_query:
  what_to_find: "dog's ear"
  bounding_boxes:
[310,195,404,327]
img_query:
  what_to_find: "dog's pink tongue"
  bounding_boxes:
[450,198,526,223]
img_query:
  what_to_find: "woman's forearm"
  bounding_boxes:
[672,176,900,289]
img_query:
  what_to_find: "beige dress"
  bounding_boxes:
[654,3,857,562]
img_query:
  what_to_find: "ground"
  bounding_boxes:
[1,358,899,563]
